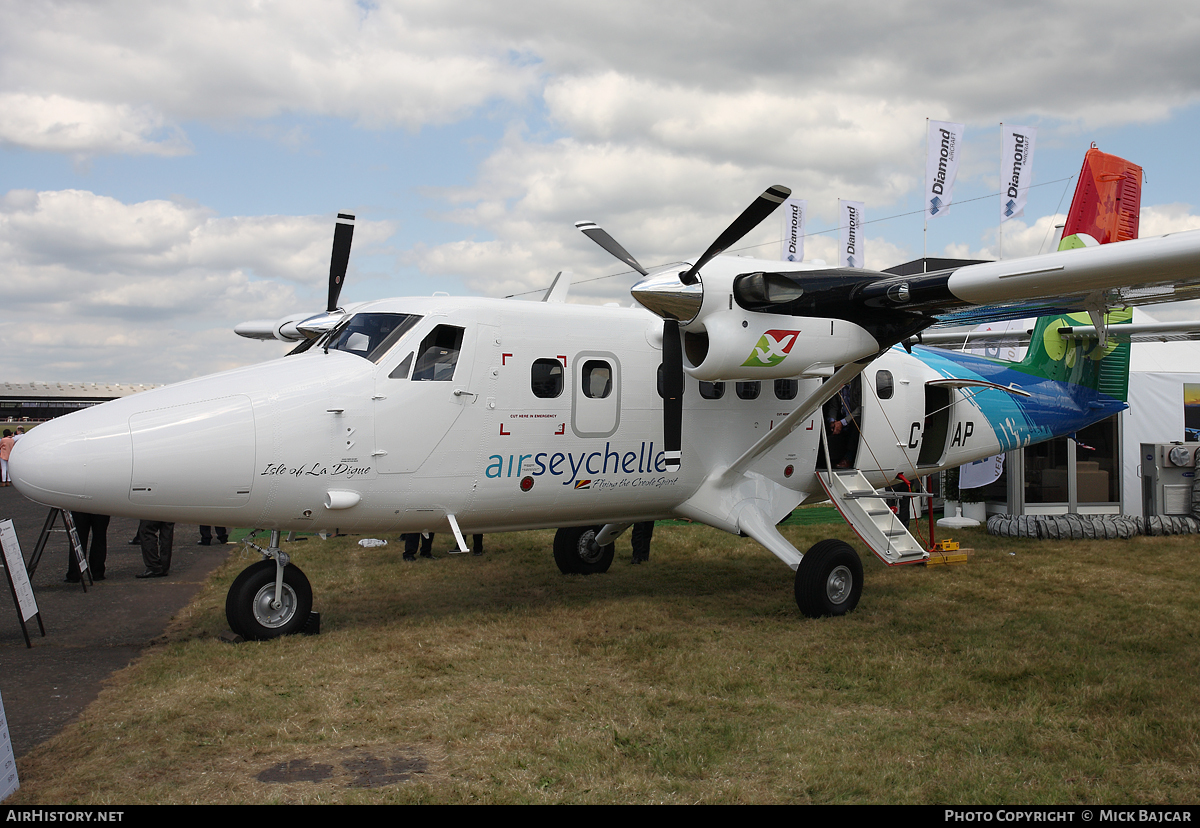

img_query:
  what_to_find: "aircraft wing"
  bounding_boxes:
[917,320,1200,350]
[877,229,1200,328]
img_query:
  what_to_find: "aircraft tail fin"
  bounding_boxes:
[1017,310,1133,401]
[1058,147,1143,250]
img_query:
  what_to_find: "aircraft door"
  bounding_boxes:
[571,352,621,438]
[917,384,953,467]
[374,322,480,474]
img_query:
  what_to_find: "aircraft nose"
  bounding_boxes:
[11,409,134,513]
[12,392,259,517]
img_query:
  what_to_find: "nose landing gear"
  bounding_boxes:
[225,531,314,640]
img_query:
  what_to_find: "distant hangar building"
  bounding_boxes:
[0,382,160,422]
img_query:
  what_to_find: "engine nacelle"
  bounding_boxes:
[682,308,880,382]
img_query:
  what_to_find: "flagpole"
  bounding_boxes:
[923,118,928,273]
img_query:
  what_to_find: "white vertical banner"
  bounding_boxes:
[781,197,807,262]
[839,200,864,268]
[1000,124,1037,222]
[925,120,965,219]
[960,454,1004,490]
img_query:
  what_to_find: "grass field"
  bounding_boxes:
[8,515,1200,804]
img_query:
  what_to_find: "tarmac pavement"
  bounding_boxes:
[0,485,231,758]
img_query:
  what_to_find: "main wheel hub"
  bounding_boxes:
[252,583,298,628]
[826,565,852,605]
[577,530,604,564]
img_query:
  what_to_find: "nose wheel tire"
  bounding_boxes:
[553,526,615,574]
[795,539,863,618]
[226,559,313,640]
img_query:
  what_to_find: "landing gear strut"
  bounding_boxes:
[226,530,313,640]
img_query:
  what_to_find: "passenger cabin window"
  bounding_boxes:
[582,360,613,399]
[411,325,465,381]
[774,379,798,400]
[736,381,760,400]
[327,313,422,363]
[532,359,564,398]
[699,381,725,400]
[876,370,894,400]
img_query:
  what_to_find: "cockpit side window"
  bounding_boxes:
[326,313,422,363]
[411,325,465,381]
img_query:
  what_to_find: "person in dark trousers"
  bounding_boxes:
[198,526,228,545]
[137,520,174,578]
[824,374,862,468]
[66,511,110,582]
[402,533,434,561]
[472,534,484,556]
[631,521,654,564]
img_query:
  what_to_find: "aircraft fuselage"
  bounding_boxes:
[11,294,1115,544]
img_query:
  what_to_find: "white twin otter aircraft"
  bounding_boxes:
[13,149,1200,639]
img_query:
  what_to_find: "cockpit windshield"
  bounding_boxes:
[324,313,423,362]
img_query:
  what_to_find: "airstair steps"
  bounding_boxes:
[818,468,929,566]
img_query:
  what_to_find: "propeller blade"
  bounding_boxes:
[327,212,356,313]
[679,185,791,285]
[662,319,683,472]
[575,221,649,276]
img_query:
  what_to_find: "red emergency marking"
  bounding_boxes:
[499,423,510,435]
[502,353,512,365]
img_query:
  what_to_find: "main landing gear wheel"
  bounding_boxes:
[553,526,615,575]
[226,559,313,640]
[794,539,863,618]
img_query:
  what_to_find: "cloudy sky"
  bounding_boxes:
[4,0,1200,383]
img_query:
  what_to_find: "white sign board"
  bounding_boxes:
[0,688,17,802]
[0,519,37,622]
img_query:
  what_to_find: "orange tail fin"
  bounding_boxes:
[1060,147,1143,248]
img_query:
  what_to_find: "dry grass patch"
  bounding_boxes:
[9,521,1200,803]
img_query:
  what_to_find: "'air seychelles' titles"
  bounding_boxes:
[486,441,673,486]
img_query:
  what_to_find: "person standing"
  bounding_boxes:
[825,375,862,469]
[631,521,654,564]
[198,526,228,545]
[402,533,434,560]
[137,520,174,578]
[67,511,111,582]
[0,430,14,486]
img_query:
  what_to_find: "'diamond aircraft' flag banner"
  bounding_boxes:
[839,200,864,268]
[1000,124,1037,222]
[781,197,807,262]
[925,120,964,219]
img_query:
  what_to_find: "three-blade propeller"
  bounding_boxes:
[576,186,791,471]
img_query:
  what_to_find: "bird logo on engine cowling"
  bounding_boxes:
[742,329,800,368]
